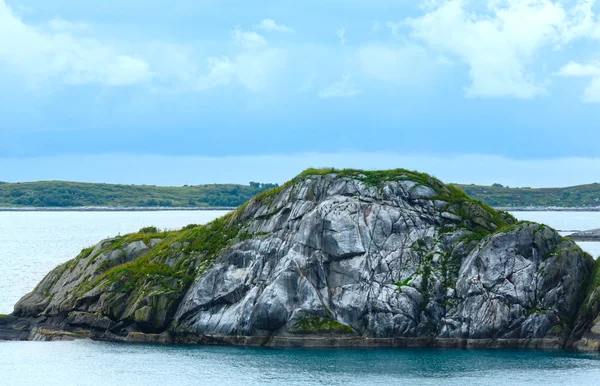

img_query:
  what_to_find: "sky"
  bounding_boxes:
[2,0,600,187]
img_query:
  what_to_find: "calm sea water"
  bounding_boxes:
[1,210,600,385]
[1,341,600,386]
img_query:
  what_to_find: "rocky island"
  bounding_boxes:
[567,229,600,242]
[3,168,600,351]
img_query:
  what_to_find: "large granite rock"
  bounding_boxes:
[3,169,600,349]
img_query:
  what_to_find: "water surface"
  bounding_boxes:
[1,341,600,386]
[0,211,228,314]
[2,210,600,385]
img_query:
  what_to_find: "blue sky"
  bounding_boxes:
[2,0,600,186]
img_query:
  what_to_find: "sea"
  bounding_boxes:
[1,210,600,385]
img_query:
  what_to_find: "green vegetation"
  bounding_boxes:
[254,168,440,204]
[0,181,278,208]
[74,207,251,298]
[267,168,511,231]
[5,173,600,209]
[139,226,160,234]
[394,275,414,289]
[290,316,354,335]
[295,167,437,187]
[456,183,600,208]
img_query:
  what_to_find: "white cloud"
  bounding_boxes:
[555,61,600,77]
[255,19,294,33]
[0,0,152,87]
[234,50,286,91]
[559,0,600,42]
[555,60,600,102]
[142,25,287,95]
[197,50,286,92]
[405,0,572,99]
[232,27,267,49]
[196,27,286,92]
[197,56,236,90]
[336,28,346,45]
[402,0,600,100]
[318,74,359,98]
[583,77,600,103]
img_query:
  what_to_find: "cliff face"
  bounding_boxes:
[4,169,600,349]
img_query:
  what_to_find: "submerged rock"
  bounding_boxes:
[3,168,600,349]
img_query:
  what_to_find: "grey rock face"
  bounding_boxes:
[7,172,599,348]
[172,175,594,346]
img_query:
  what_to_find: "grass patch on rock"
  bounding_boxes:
[290,316,354,335]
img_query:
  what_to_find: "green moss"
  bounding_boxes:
[578,260,600,317]
[74,208,250,299]
[297,167,439,188]
[57,246,97,272]
[80,246,95,259]
[104,231,170,252]
[589,260,600,291]
[439,249,460,290]
[526,306,548,317]
[139,226,160,234]
[291,168,509,234]
[394,275,413,289]
[179,211,247,261]
[290,316,354,335]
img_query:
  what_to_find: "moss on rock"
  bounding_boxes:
[290,316,355,335]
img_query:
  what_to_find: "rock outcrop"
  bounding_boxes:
[3,168,600,350]
[567,229,600,241]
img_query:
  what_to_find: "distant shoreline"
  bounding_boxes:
[1,206,600,212]
[499,207,600,212]
[0,206,236,212]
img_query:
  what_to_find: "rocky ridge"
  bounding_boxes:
[3,168,600,350]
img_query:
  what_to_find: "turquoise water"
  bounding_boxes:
[1,341,600,385]
[2,210,600,384]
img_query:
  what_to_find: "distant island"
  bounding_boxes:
[1,179,600,210]
[0,181,278,208]
[456,183,600,209]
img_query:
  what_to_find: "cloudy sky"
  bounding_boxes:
[2,0,600,187]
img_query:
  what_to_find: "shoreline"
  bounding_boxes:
[1,206,600,212]
[499,207,600,212]
[0,206,236,212]
[0,322,585,351]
